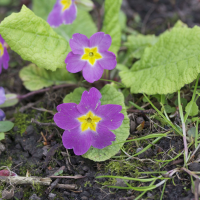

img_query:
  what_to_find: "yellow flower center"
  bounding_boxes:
[0,43,4,57]
[77,111,102,132]
[60,0,72,11]
[81,47,102,65]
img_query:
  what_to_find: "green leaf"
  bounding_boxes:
[0,133,5,141]
[19,64,76,91]
[55,9,97,41]
[0,5,68,71]
[185,100,199,117]
[83,84,130,161]
[187,127,196,138]
[119,11,127,31]
[102,0,122,55]
[0,121,14,132]
[0,94,19,108]
[119,26,200,94]
[33,0,97,41]
[164,105,176,114]
[125,34,158,59]
[63,87,86,104]
[174,98,187,109]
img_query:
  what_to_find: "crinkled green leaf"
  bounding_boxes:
[63,87,86,104]
[102,0,122,55]
[125,34,158,59]
[185,100,199,117]
[0,121,14,132]
[55,9,97,41]
[0,133,5,141]
[0,5,68,71]
[173,20,188,28]
[19,64,76,91]
[0,94,19,108]
[83,84,130,161]
[119,26,200,94]
[33,0,97,41]
[119,11,127,30]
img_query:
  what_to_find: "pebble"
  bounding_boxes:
[189,163,200,171]
[29,194,41,200]
[115,178,130,187]
[81,196,88,200]
[136,117,145,124]
[0,142,5,153]
[82,166,89,171]
[48,193,56,200]
[130,120,136,132]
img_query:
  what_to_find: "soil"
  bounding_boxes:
[0,0,200,200]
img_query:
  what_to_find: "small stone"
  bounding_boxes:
[0,142,5,152]
[80,191,90,197]
[189,163,200,171]
[2,189,14,199]
[136,117,144,125]
[63,191,70,196]
[81,197,88,200]
[82,166,89,171]
[136,147,143,154]
[29,194,41,200]
[48,193,56,200]
[115,178,129,187]
[130,120,136,132]
[26,125,35,136]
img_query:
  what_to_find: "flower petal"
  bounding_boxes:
[65,52,86,73]
[47,2,63,28]
[62,3,77,25]
[96,104,124,130]
[82,62,104,83]
[89,32,112,52]
[91,125,116,149]
[62,127,92,155]
[77,87,102,114]
[2,49,9,70]
[0,87,6,105]
[98,51,117,70]
[0,109,5,121]
[54,103,81,130]
[69,33,90,54]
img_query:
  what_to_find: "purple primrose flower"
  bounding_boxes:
[65,32,117,83]
[0,109,5,121]
[54,87,124,155]
[0,35,9,74]
[0,87,6,105]
[47,0,77,27]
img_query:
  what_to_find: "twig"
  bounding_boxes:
[50,175,85,179]
[56,184,78,190]
[181,167,200,180]
[18,84,76,100]
[31,119,56,126]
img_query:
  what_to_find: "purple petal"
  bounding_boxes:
[96,104,124,130]
[47,2,63,28]
[69,33,89,54]
[62,126,92,155]
[82,62,104,83]
[91,125,116,149]
[0,35,5,45]
[62,3,77,25]
[98,51,116,70]
[0,87,6,105]
[0,58,2,74]
[89,32,112,52]
[54,103,81,130]
[65,52,86,73]
[0,109,5,121]
[2,49,9,70]
[77,87,102,114]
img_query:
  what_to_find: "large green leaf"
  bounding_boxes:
[0,5,68,71]
[119,26,200,94]
[125,34,158,59]
[19,64,76,91]
[32,0,97,41]
[102,0,122,55]
[83,85,129,161]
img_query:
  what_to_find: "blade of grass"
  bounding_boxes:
[129,101,145,110]
[160,181,166,200]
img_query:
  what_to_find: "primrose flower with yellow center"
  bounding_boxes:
[54,87,124,155]
[0,35,9,74]
[47,0,77,27]
[65,32,117,83]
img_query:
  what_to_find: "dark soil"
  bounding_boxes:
[1,0,200,199]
